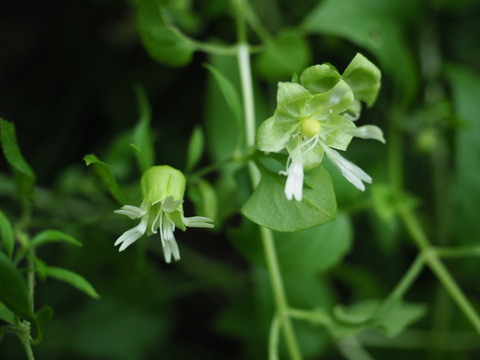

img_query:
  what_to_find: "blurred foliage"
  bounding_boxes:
[1,0,480,359]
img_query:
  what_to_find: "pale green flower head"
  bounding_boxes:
[114,165,213,263]
[256,53,384,201]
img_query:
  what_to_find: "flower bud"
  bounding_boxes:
[141,165,186,204]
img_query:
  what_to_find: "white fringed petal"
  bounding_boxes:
[347,125,385,144]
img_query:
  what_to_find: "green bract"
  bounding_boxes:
[256,53,384,201]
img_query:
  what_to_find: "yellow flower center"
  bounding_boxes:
[300,119,321,138]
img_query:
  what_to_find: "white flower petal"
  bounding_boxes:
[114,205,147,219]
[346,125,385,144]
[322,144,372,191]
[183,216,214,228]
[115,217,148,251]
[164,239,180,263]
[283,153,304,201]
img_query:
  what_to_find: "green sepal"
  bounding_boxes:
[0,210,14,258]
[256,116,295,153]
[256,29,311,80]
[0,119,36,201]
[300,63,341,94]
[168,209,186,231]
[277,82,312,115]
[307,80,354,117]
[241,165,336,232]
[137,0,195,67]
[342,53,381,107]
[322,115,355,151]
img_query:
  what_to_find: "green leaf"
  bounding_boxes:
[0,252,33,323]
[375,301,426,337]
[204,64,243,128]
[242,165,336,232]
[44,266,100,299]
[137,0,195,67]
[30,229,82,248]
[276,213,352,274]
[132,85,155,173]
[342,53,381,107]
[256,29,311,80]
[0,119,36,200]
[84,154,126,204]
[185,126,205,173]
[188,178,218,221]
[0,210,14,258]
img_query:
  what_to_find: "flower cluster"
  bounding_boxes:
[114,165,214,263]
[256,53,385,201]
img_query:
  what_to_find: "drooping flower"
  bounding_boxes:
[256,53,384,201]
[114,165,214,263]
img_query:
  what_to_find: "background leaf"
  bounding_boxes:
[0,210,14,258]
[30,230,82,248]
[132,85,155,173]
[44,266,100,299]
[185,126,205,173]
[84,154,126,204]
[137,0,195,67]
[0,119,36,200]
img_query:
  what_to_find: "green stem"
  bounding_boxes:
[399,206,480,335]
[236,41,302,360]
[18,325,35,360]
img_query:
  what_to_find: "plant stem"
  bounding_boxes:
[399,206,480,335]
[236,41,302,360]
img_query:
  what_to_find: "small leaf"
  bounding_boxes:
[31,230,82,248]
[375,301,426,337]
[185,126,205,173]
[0,301,15,324]
[132,85,155,172]
[188,179,217,220]
[242,165,336,232]
[45,266,99,299]
[0,252,34,323]
[256,29,311,80]
[204,64,243,141]
[0,210,14,258]
[276,213,352,274]
[137,0,195,67]
[0,119,36,200]
[342,53,381,107]
[30,306,53,345]
[84,154,126,204]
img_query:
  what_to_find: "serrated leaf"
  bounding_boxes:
[256,29,311,80]
[137,0,195,67]
[185,126,205,173]
[342,53,381,107]
[45,266,99,299]
[0,119,36,200]
[242,165,336,232]
[0,210,14,258]
[132,85,155,173]
[276,213,352,274]
[30,229,82,248]
[84,154,126,204]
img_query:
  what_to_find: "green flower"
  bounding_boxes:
[256,54,384,201]
[114,165,214,263]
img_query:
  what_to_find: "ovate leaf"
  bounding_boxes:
[31,229,82,248]
[0,210,14,258]
[0,119,36,200]
[242,165,336,232]
[137,0,195,67]
[84,154,126,204]
[276,213,352,274]
[45,266,100,299]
